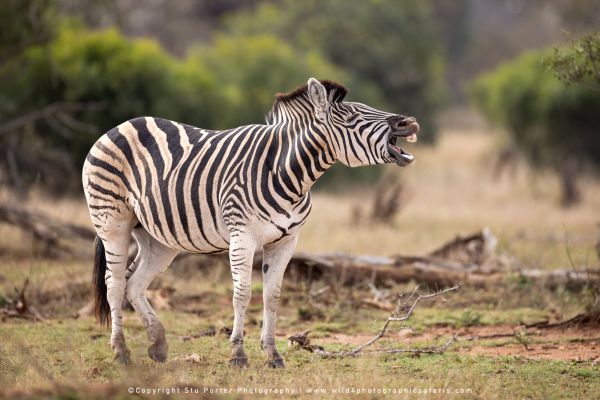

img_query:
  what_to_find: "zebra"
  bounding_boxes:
[82,78,419,368]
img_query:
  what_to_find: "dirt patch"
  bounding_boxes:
[456,324,600,362]
[286,324,600,362]
[457,342,599,361]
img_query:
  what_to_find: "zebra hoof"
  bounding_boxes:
[148,340,168,363]
[114,350,132,365]
[229,356,249,368]
[267,358,285,369]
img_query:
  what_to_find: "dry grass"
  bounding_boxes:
[301,129,600,270]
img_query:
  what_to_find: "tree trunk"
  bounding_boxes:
[560,157,581,207]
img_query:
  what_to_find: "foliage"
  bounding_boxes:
[0,22,392,194]
[0,0,449,195]
[544,31,600,92]
[471,49,600,170]
[0,25,223,193]
[193,34,382,129]
[224,0,447,141]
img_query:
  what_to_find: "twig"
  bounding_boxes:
[562,223,577,270]
[1,278,45,321]
[309,285,331,299]
[364,332,460,355]
[288,284,462,359]
[349,284,461,356]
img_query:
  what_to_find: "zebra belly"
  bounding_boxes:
[131,190,231,254]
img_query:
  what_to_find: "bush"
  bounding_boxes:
[193,33,384,129]
[0,25,222,193]
[224,0,447,141]
[0,24,395,194]
[471,49,600,204]
[472,50,600,167]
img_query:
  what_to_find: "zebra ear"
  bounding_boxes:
[307,78,328,122]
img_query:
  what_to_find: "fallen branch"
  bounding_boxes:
[1,278,45,322]
[288,284,461,358]
[1,205,596,291]
[287,232,599,290]
[0,204,95,256]
[465,314,596,341]
[524,314,594,328]
[0,101,104,137]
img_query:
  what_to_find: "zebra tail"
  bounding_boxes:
[92,236,110,326]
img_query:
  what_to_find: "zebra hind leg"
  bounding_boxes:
[101,222,135,364]
[126,227,179,363]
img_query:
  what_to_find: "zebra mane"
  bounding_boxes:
[266,80,348,124]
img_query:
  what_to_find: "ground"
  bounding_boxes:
[1,126,599,399]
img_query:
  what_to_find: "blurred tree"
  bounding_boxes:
[0,25,223,195]
[471,49,600,206]
[224,0,447,142]
[195,34,385,128]
[0,23,389,195]
[430,0,470,100]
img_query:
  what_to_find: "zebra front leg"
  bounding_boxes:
[228,232,256,368]
[126,227,179,363]
[261,235,298,368]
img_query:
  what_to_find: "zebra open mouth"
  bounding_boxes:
[386,118,419,166]
[387,133,416,166]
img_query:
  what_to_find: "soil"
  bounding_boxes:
[284,324,600,362]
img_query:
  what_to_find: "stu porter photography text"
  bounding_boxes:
[128,385,474,396]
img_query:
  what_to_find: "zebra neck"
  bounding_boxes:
[271,120,337,200]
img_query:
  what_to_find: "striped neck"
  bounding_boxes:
[268,97,338,200]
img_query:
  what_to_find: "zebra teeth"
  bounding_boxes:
[405,133,418,143]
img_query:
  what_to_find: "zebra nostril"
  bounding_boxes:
[386,115,404,129]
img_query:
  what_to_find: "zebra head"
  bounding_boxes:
[306,78,419,167]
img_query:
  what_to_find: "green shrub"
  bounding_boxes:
[194,33,376,129]
[471,49,600,171]
[0,25,222,192]
[224,0,447,141]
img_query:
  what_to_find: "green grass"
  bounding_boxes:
[1,318,599,400]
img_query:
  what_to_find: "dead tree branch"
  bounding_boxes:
[287,228,599,290]
[0,102,104,137]
[0,204,596,291]
[0,204,95,256]
[288,284,462,358]
[1,278,45,321]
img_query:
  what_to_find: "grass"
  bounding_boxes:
[1,316,599,400]
[0,254,597,399]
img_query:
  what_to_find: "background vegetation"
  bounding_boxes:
[471,41,600,205]
[1,2,600,399]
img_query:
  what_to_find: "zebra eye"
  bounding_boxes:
[345,113,360,123]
